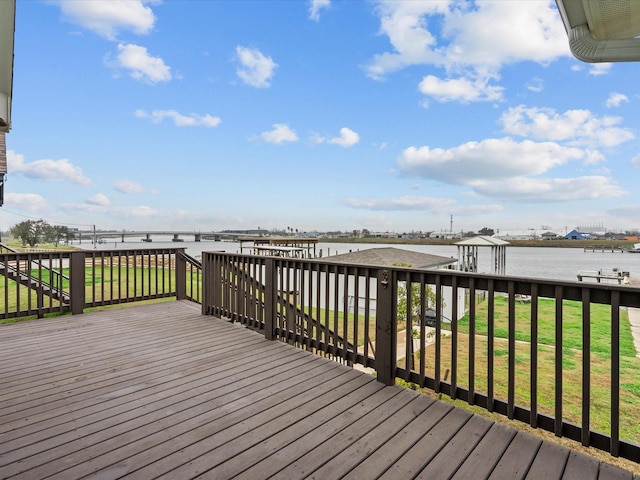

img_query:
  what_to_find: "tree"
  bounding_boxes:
[10,219,49,247]
[47,225,73,246]
[478,227,495,236]
[397,281,439,329]
[394,262,444,371]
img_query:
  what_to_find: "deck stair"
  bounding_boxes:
[0,243,70,304]
[227,260,355,353]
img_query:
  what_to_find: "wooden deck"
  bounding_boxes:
[0,301,637,480]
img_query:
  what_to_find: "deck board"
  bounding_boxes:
[0,301,636,479]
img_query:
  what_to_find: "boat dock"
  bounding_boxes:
[584,246,626,253]
[577,267,630,284]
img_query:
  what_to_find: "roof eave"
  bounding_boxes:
[556,0,640,62]
[0,0,16,133]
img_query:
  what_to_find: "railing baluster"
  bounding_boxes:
[434,275,442,394]
[555,285,564,437]
[405,274,412,381]
[530,282,539,428]
[451,275,458,400]
[611,289,620,456]
[364,268,371,367]
[101,252,105,304]
[343,268,349,363]
[468,276,476,405]
[487,279,495,412]
[581,287,591,446]
[133,252,138,302]
[306,262,313,350]
[154,251,158,298]
[419,273,426,388]
[125,251,130,301]
[353,267,360,363]
[508,281,516,419]
[333,266,339,359]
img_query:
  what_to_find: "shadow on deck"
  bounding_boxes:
[0,301,637,479]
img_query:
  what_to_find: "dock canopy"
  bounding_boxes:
[455,235,509,275]
[0,0,15,132]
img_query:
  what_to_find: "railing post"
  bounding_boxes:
[201,252,210,315]
[376,269,396,386]
[69,251,85,315]
[175,249,186,301]
[264,257,276,340]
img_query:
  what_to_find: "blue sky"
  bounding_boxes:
[2,0,640,234]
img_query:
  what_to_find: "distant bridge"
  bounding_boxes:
[76,231,259,243]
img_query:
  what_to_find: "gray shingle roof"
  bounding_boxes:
[323,247,456,269]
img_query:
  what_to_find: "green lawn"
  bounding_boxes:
[1,263,202,317]
[411,295,640,443]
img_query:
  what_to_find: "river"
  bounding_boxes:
[78,237,640,283]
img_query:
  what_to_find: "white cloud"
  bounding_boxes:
[109,43,172,84]
[397,138,584,184]
[56,0,157,40]
[526,77,543,93]
[589,63,612,76]
[631,154,640,167]
[606,92,629,108]
[309,0,330,21]
[4,193,48,212]
[451,204,504,216]
[235,46,277,88]
[396,136,626,203]
[418,74,503,103]
[114,179,157,194]
[86,193,110,206]
[7,150,92,186]
[471,176,626,202]
[344,195,455,211]
[366,1,568,80]
[60,202,159,217]
[261,124,298,144]
[607,204,640,218]
[343,195,504,218]
[328,128,360,147]
[500,105,634,148]
[135,109,221,127]
[127,205,159,217]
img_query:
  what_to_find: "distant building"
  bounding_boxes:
[541,231,562,240]
[495,230,538,241]
[428,231,458,240]
[565,229,589,240]
[325,247,464,322]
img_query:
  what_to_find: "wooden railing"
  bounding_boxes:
[1,251,72,318]
[202,251,640,463]
[178,251,202,304]
[1,248,202,319]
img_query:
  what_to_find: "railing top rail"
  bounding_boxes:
[205,251,640,306]
[0,250,73,258]
[85,247,186,255]
[179,251,202,268]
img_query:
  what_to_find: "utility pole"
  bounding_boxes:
[93,225,96,248]
[450,214,453,235]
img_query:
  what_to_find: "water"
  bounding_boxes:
[79,237,640,283]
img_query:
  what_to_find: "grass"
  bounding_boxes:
[1,260,202,319]
[404,295,640,445]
